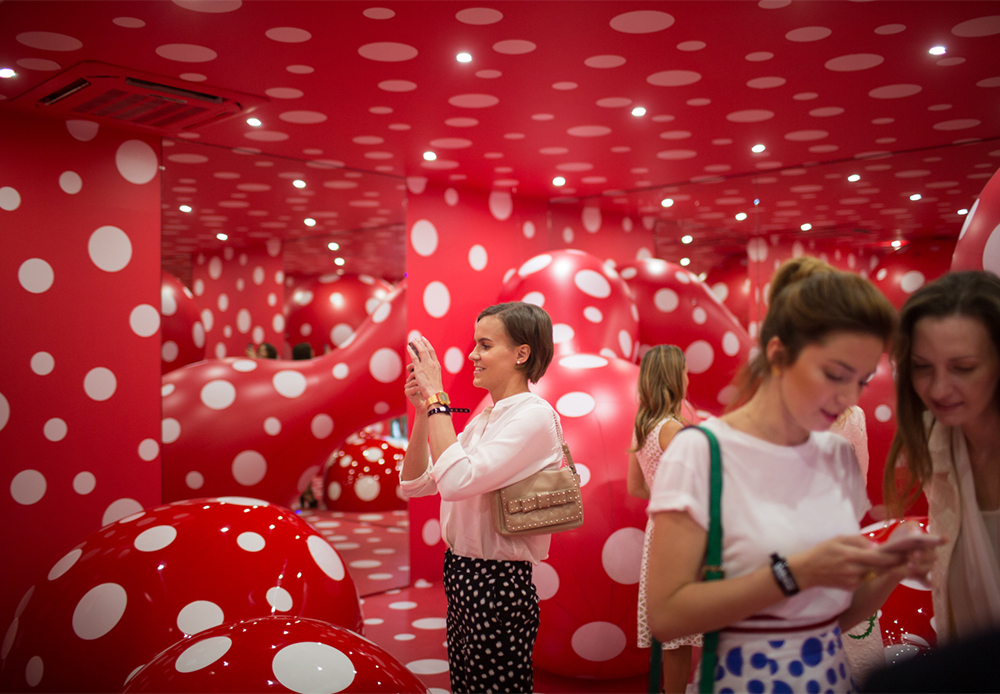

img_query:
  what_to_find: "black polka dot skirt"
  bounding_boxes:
[443,549,540,693]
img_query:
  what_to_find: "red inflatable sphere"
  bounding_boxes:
[498,250,639,361]
[704,258,751,329]
[162,284,407,507]
[324,432,407,512]
[952,166,1000,275]
[620,258,753,416]
[871,239,955,310]
[161,272,205,373]
[285,273,394,357]
[0,498,362,693]
[122,616,425,693]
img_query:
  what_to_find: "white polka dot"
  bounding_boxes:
[875,404,893,422]
[685,340,715,374]
[162,342,179,362]
[48,548,82,581]
[43,418,67,442]
[331,323,354,347]
[177,600,225,636]
[389,601,418,610]
[162,417,181,444]
[216,496,269,506]
[692,307,708,324]
[523,221,536,238]
[266,586,293,612]
[73,471,96,495]
[372,301,391,324]
[602,528,645,584]
[654,288,679,312]
[327,481,342,501]
[116,140,158,184]
[355,475,381,501]
[186,471,204,489]
[236,308,251,333]
[411,219,438,256]
[332,363,349,379]
[200,380,237,409]
[556,392,596,417]
[18,258,54,294]
[468,244,488,270]
[311,414,334,439]
[10,469,46,505]
[900,271,925,293]
[128,304,160,338]
[176,636,232,674]
[0,393,8,433]
[488,190,513,220]
[66,119,99,141]
[0,186,21,211]
[571,622,627,661]
[273,370,308,398]
[619,330,633,357]
[582,306,602,322]
[237,531,266,552]
[406,659,450,675]
[422,518,441,545]
[423,281,451,318]
[59,171,82,194]
[135,525,177,552]
[369,348,403,383]
[552,324,575,344]
[73,583,128,640]
[519,254,553,277]
[89,226,132,272]
[444,347,465,374]
[307,534,345,580]
[135,440,160,467]
[232,450,267,486]
[559,355,609,369]
[574,269,612,298]
[722,332,741,357]
[272,641,355,694]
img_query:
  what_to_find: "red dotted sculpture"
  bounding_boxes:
[324,432,407,512]
[0,497,362,693]
[498,250,639,361]
[704,258,751,329]
[122,616,425,693]
[620,258,753,416]
[161,272,205,374]
[285,273,394,357]
[952,166,1000,275]
[161,284,407,507]
[871,239,955,310]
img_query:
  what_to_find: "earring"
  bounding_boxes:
[771,365,781,377]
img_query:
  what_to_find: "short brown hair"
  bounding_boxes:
[477,302,554,383]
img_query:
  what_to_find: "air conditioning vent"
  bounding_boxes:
[11,61,267,133]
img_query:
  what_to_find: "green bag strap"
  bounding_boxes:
[693,425,723,694]
[648,637,663,693]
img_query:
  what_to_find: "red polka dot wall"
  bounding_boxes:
[0,110,162,628]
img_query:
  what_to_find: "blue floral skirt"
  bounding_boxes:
[698,620,856,693]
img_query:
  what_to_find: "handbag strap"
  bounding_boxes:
[550,409,577,475]
[690,425,723,694]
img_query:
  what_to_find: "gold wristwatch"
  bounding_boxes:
[425,391,450,408]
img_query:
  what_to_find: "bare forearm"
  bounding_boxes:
[401,412,430,481]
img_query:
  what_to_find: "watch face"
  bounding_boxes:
[439,392,450,405]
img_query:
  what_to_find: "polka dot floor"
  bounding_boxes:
[300,510,649,693]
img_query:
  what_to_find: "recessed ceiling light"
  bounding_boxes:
[457,52,472,63]
[909,193,922,201]
[293,180,306,189]
[661,198,674,208]
[0,68,16,79]
[735,212,747,221]
[958,208,969,215]
[891,240,902,248]
[553,176,566,186]
[246,118,262,127]
[328,241,340,251]
[848,174,861,182]
[680,258,691,266]
[423,151,437,161]
[179,205,192,213]
[304,218,316,227]
[334,257,346,266]
[216,233,228,241]
[631,106,646,117]
[929,46,946,56]
[681,234,693,244]
[800,223,812,231]
[751,144,766,153]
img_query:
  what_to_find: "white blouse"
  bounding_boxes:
[400,391,563,563]
[648,417,870,629]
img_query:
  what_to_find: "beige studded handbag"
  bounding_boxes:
[490,410,584,536]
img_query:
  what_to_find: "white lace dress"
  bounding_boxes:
[635,418,703,650]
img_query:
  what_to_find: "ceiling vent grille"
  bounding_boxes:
[12,62,267,133]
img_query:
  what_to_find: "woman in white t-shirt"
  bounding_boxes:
[646,257,942,693]
[400,301,561,694]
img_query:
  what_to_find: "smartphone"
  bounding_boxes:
[878,533,944,554]
[408,341,420,361]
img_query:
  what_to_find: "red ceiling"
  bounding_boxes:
[1,0,998,278]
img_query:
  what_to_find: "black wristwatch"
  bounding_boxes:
[770,553,800,596]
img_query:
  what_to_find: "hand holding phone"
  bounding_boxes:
[878,531,944,554]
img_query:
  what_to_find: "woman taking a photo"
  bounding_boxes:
[627,345,700,693]
[646,257,940,692]
[885,270,1000,644]
[400,301,560,694]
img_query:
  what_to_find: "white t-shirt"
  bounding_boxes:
[647,417,871,629]
[400,391,563,564]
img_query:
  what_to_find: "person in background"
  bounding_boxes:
[646,256,940,692]
[257,342,278,359]
[292,342,315,360]
[627,344,700,693]
[885,270,1000,644]
[400,302,560,694]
